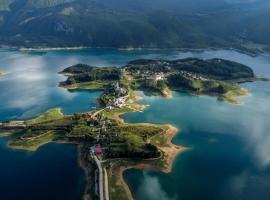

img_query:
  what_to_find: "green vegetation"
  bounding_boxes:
[59,58,254,104]
[60,64,121,87]
[126,58,254,80]
[0,58,259,199]
[4,57,252,200]
[106,123,163,158]
[108,170,128,200]
[26,108,64,125]
[0,0,270,50]
[8,131,60,151]
[64,80,109,90]
[150,133,170,148]
[124,58,254,103]
[132,79,171,97]
[221,87,248,104]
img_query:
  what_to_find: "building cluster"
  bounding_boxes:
[107,82,129,109]
[110,95,129,108]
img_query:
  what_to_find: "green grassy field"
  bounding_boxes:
[65,80,109,90]
[222,87,247,104]
[8,131,59,151]
[27,108,64,125]
[107,164,130,200]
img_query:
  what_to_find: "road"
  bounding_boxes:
[104,168,110,200]
[94,155,104,200]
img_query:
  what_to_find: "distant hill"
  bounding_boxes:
[0,0,269,50]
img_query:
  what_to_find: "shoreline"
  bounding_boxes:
[0,45,266,57]
[77,144,95,200]
[109,125,188,200]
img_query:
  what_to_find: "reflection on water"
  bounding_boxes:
[0,48,270,200]
[124,80,270,200]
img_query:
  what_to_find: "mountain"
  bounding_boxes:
[0,0,269,50]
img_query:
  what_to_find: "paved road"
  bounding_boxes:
[94,155,104,200]
[104,168,110,200]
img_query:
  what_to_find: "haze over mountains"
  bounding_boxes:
[0,0,269,50]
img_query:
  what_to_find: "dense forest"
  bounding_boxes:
[60,64,121,85]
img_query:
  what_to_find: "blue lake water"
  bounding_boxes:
[0,48,270,200]
[0,137,85,200]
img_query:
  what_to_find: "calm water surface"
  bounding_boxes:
[0,48,270,200]
[0,138,85,200]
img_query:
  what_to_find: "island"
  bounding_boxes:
[0,58,258,200]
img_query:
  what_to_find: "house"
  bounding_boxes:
[95,144,103,157]
[113,96,128,108]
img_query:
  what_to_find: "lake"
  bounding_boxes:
[0,48,270,200]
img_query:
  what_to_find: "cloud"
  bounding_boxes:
[136,171,177,200]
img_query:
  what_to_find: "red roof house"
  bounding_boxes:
[95,144,103,156]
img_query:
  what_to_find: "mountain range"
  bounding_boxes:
[0,0,269,50]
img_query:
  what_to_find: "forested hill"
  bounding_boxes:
[0,0,270,50]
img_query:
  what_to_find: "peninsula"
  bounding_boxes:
[60,58,256,104]
[0,58,257,200]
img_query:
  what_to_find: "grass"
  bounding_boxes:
[150,133,169,147]
[65,80,110,90]
[27,108,64,125]
[102,106,134,123]
[119,124,164,138]
[217,81,247,104]
[107,166,129,200]
[222,87,247,104]
[8,131,59,151]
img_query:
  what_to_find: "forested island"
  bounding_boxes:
[0,58,258,200]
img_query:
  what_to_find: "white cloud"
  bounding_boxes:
[136,171,177,200]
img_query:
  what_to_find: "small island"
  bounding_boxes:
[0,58,257,200]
